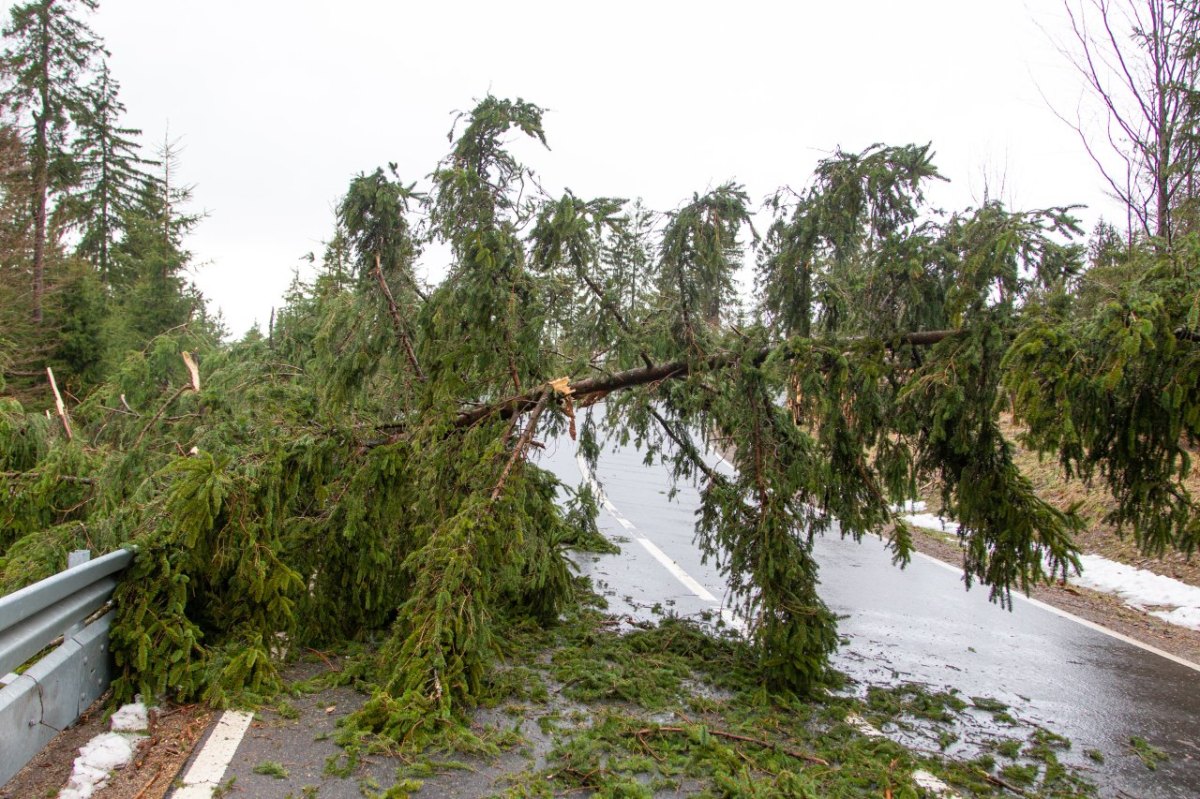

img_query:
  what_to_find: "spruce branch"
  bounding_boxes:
[373,252,425,380]
[631,725,830,766]
[0,470,94,485]
[133,351,201,448]
[490,386,552,501]
[454,330,957,429]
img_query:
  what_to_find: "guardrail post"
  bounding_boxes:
[62,551,92,640]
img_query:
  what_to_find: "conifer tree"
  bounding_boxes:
[0,0,103,322]
[0,121,35,383]
[104,165,203,356]
[68,60,155,283]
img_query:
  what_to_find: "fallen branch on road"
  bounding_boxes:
[631,724,831,766]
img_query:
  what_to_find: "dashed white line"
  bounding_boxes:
[586,443,1200,673]
[635,536,719,602]
[576,453,746,632]
[171,710,254,798]
[575,442,1199,797]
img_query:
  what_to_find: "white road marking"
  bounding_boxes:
[578,445,1200,673]
[576,453,746,632]
[907,547,1200,674]
[636,536,718,602]
[574,440,1199,797]
[171,710,254,798]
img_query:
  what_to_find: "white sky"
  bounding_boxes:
[60,0,1128,335]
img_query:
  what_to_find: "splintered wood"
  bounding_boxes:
[181,351,201,392]
[46,366,73,440]
[549,377,577,440]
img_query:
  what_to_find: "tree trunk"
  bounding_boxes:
[453,329,957,429]
[31,7,51,324]
[31,143,47,323]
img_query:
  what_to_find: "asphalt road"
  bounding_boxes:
[538,430,1200,799]
[166,429,1200,798]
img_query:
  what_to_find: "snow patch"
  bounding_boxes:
[912,769,960,798]
[58,701,150,799]
[1153,606,1200,629]
[845,714,960,797]
[108,702,149,733]
[1072,554,1200,632]
[892,500,955,533]
[902,512,955,534]
[897,504,1200,633]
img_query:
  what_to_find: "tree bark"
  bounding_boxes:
[454,329,957,429]
[30,7,50,324]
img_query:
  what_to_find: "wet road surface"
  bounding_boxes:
[165,431,1200,798]
[538,432,1200,799]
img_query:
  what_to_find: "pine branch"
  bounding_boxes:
[650,407,721,485]
[0,470,94,485]
[575,264,654,370]
[132,352,201,448]
[490,388,551,501]
[631,725,830,766]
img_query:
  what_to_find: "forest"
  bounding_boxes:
[0,0,1198,756]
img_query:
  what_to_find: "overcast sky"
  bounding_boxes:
[52,0,1127,335]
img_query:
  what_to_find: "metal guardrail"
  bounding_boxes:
[0,548,134,786]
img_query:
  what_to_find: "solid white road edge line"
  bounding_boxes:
[577,448,1200,674]
[171,710,254,798]
[906,545,1200,674]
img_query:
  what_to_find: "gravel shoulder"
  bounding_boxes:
[0,695,212,799]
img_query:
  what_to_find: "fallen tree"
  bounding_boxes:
[1,97,1197,748]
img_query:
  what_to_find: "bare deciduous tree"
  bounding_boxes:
[1059,0,1199,250]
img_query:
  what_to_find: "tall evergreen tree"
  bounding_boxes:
[68,60,154,283]
[0,121,34,400]
[104,166,202,356]
[0,0,103,322]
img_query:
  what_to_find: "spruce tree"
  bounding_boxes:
[104,166,203,357]
[0,0,103,322]
[0,122,35,387]
[68,60,155,283]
